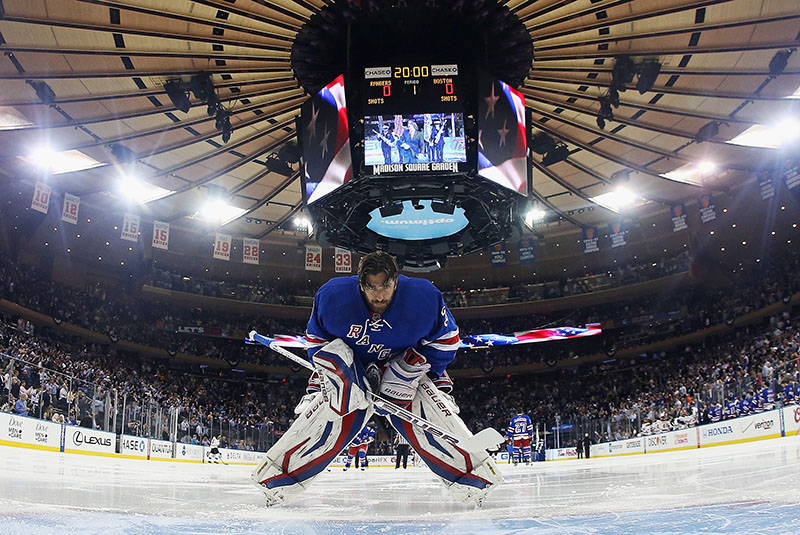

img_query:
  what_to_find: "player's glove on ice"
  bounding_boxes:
[379,348,431,408]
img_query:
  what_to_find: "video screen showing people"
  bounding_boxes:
[363,113,466,167]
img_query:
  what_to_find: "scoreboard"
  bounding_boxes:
[363,64,461,114]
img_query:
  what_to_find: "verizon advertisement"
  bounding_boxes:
[698,408,782,447]
[64,426,116,454]
[781,404,800,436]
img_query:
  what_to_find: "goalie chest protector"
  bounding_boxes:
[306,275,459,376]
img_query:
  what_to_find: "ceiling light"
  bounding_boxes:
[19,147,102,174]
[590,186,637,212]
[697,160,717,175]
[524,209,546,228]
[198,198,247,225]
[727,119,800,148]
[117,176,172,203]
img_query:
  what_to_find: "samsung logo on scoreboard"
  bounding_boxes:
[431,64,459,76]
[364,67,392,79]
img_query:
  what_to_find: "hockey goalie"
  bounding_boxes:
[251,252,503,505]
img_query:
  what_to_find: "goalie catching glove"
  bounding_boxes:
[379,348,430,408]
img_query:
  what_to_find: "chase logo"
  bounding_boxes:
[431,64,459,76]
[364,67,391,79]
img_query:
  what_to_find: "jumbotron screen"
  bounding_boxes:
[363,112,466,173]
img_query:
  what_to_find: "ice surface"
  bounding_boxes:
[1,436,800,534]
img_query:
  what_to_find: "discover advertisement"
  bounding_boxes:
[643,429,698,453]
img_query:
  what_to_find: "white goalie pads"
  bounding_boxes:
[252,339,374,505]
[386,377,504,504]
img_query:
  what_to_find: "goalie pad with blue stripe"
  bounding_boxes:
[252,339,373,505]
[387,377,504,504]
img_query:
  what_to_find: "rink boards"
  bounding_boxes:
[3,405,800,466]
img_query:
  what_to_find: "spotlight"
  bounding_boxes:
[531,132,556,155]
[599,97,614,119]
[264,153,294,177]
[189,73,214,101]
[636,60,662,94]
[110,143,137,164]
[216,110,232,143]
[431,199,455,215]
[27,80,56,105]
[277,141,301,164]
[542,143,569,166]
[608,88,620,108]
[164,80,191,113]
[695,121,719,143]
[596,116,606,130]
[769,50,792,76]
[612,55,636,88]
[379,202,403,217]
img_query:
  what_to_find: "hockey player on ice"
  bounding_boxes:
[343,422,375,471]
[252,252,502,505]
[506,409,533,465]
[209,436,221,464]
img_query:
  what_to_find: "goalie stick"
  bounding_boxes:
[248,331,504,452]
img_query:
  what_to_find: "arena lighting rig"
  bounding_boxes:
[293,0,534,271]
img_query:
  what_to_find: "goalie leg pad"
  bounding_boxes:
[387,377,503,504]
[252,387,374,505]
[313,339,371,416]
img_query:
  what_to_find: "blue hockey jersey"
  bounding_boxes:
[349,425,376,448]
[507,414,533,440]
[305,275,460,376]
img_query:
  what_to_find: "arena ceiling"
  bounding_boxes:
[0,0,798,244]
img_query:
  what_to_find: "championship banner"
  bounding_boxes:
[213,233,232,261]
[490,242,506,266]
[334,247,352,273]
[671,203,688,232]
[61,193,80,225]
[783,158,800,190]
[31,182,51,214]
[518,238,535,264]
[758,169,775,200]
[582,226,599,253]
[609,221,626,248]
[151,220,169,250]
[121,213,140,242]
[697,194,716,223]
[305,244,322,271]
[242,237,260,265]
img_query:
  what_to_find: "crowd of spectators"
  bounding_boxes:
[457,312,800,448]
[0,317,299,450]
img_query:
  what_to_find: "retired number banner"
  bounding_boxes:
[783,158,800,190]
[305,244,322,271]
[31,182,51,214]
[242,237,260,265]
[121,214,140,242]
[152,220,170,250]
[214,233,232,261]
[334,247,351,273]
[61,193,80,225]
[758,169,775,200]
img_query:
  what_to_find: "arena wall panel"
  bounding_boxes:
[698,409,782,447]
[642,428,698,453]
[63,425,116,455]
[781,403,800,436]
[0,412,61,452]
[119,435,148,458]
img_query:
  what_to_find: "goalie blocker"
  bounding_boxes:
[251,339,502,505]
